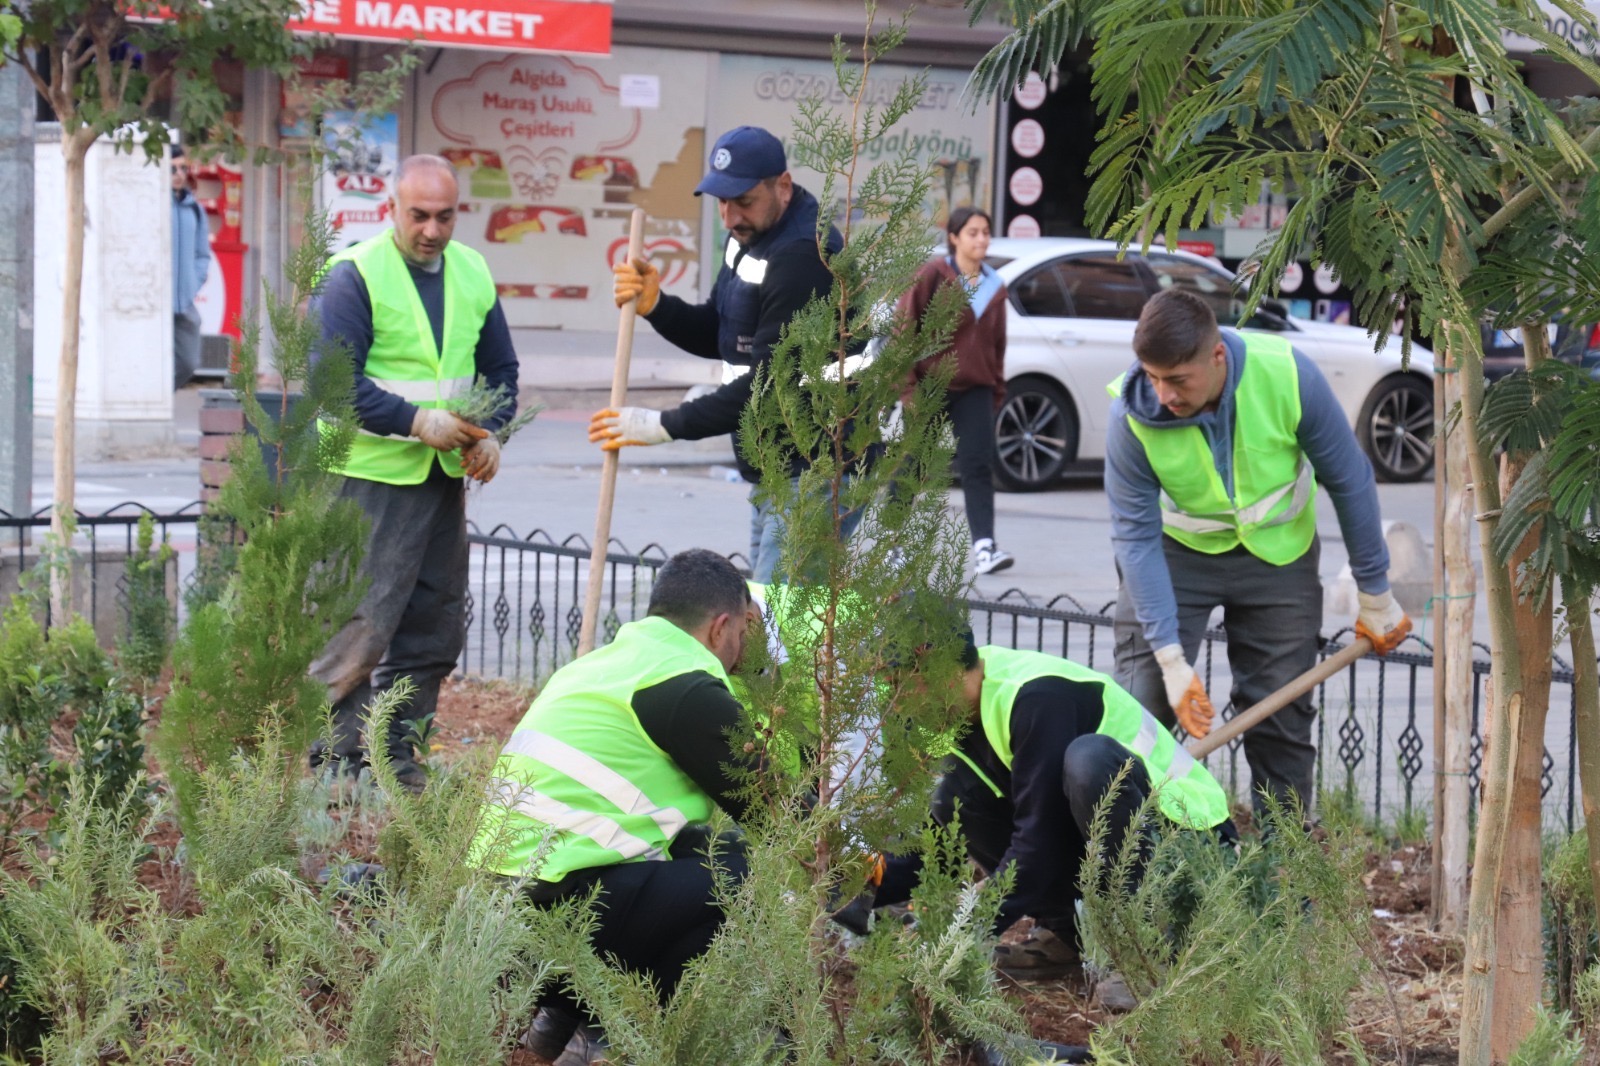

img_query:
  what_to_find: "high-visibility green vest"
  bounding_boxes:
[471,616,726,880]
[735,582,840,776]
[326,231,497,485]
[1108,333,1317,564]
[970,645,1230,830]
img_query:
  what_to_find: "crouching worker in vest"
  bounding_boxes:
[307,154,518,793]
[870,629,1236,1014]
[1106,288,1412,820]
[470,549,762,1063]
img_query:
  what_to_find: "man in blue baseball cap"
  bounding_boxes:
[590,126,858,583]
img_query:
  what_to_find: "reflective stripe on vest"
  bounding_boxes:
[324,231,497,485]
[726,237,769,285]
[1115,333,1318,565]
[972,646,1230,830]
[470,617,725,879]
[365,375,478,405]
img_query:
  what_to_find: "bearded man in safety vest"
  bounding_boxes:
[308,154,519,792]
[1106,287,1411,819]
[472,548,761,1060]
[870,627,1236,1011]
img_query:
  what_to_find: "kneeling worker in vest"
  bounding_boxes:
[1106,288,1412,820]
[871,630,1236,1013]
[471,549,762,1061]
[308,154,518,793]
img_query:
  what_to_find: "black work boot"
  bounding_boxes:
[520,1005,581,1059]
[381,717,428,795]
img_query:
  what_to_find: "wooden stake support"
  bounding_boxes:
[1186,636,1375,759]
[577,208,645,657]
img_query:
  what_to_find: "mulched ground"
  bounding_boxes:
[420,679,1465,1063]
[9,675,1465,1063]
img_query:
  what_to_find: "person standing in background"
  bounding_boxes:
[307,154,517,792]
[170,146,210,389]
[897,207,1013,574]
[590,126,852,583]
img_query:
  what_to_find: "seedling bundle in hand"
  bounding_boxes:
[446,375,543,446]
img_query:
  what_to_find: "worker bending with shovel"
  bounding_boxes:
[1106,288,1413,818]
[872,626,1237,1014]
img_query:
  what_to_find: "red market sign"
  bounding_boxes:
[289,0,611,55]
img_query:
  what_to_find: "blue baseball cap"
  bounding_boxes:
[694,126,787,199]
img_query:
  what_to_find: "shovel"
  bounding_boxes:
[577,207,646,657]
[1185,636,1375,759]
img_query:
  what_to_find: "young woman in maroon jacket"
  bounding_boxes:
[898,207,1014,574]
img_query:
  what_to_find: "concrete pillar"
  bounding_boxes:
[0,64,33,517]
[32,130,174,459]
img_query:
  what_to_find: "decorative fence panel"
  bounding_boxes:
[0,507,1583,833]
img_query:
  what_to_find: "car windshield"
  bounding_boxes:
[985,256,1013,269]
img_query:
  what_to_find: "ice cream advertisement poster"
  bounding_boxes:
[711,55,994,233]
[320,111,400,248]
[418,45,711,330]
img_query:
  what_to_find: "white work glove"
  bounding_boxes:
[461,435,501,484]
[1355,590,1412,656]
[412,408,488,452]
[881,400,906,443]
[588,406,672,450]
[1154,643,1214,739]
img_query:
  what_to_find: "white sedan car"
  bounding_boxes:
[983,238,1435,489]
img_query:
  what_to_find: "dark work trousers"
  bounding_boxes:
[875,734,1152,943]
[173,307,202,389]
[946,386,998,544]
[308,467,468,766]
[532,832,750,1019]
[1113,536,1324,815]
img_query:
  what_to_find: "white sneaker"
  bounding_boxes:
[973,540,1014,575]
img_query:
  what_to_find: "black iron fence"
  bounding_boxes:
[0,502,204,636]
[0,507,1585,833]
[461,526,1585,833]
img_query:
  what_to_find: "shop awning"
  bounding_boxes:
[289,0,612,55]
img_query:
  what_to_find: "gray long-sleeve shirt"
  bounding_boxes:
[1105,330,1391,650]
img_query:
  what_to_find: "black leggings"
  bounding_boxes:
[947,386,998,544]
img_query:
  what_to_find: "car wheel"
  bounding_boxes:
[1358,374,1434,482]
[995,377,1078,491]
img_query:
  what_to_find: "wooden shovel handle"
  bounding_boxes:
[577,208,646,657]
[1185,636,1375,759]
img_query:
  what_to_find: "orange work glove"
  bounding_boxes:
[587,406,671,450]
[1154,643,1215,739]
[461,435,501,484]
[1355,590,1412,656]
[611,257,661,314]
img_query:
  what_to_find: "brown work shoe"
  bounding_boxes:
[1090,969,1138,1013]
[992,926,1084,980]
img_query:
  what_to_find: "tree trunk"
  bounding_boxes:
[50,128,94,625]
[1432,332,1474,934]
[1457,310,1532,1066]
[1488,446,1553,1063]
[1480,324,1558,1061]
[1566,585,1600,912]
